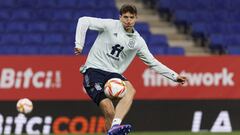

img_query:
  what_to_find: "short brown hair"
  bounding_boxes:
[119,4,137,15]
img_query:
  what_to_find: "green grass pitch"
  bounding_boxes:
[50,131,240,135]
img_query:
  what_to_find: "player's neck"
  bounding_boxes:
[124,28,134,33]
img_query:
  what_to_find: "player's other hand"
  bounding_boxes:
[176,76,187,85]
[74,48,82,55]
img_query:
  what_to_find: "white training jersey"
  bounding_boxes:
[75,17,179,81]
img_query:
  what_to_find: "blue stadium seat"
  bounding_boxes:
[209,34,240,51]
[230,0,240,10]
[81,31,98,54]
[149,34,169,47]
[210,0,232,10]
[49,22,75,33]
[228,23,240,34]
[190,0,211,10]
[82,45,92,55]
[149,46,166,55]
[192,22,240,39]
[227,46,240,55]
[38,46,61,54]
[166,47,185,55]
[139,33,151,45]
[95,8,119,19]
[73,9,95,20]
[37,45,73,55]
[211,11,229,22]
[43,34,64,45]
[6,22,27,32]
[97,0,116,8]
[11,10,32,21]
[17,0,37,8]
[135,22,152,44]
[135,22,151,35]
[56,0,78,8]
[0,0,16,8]
[225,35,240,47]
[37,0,57,8]
[209,34,225,51]
[0,34,21,44]
[64,34,75,46]
[17,45,40,54]
[0,22,5,32]
[22,34,42,45]
[27,22,48,32]
[229,11,240,22]
[52,10,73,21]
[0,10,11,20]
[34,9,54,20]
[0,46,18,54]
[60,46,74,55]
[78,0,97,9]
[204,22,226,36]
[191,23,207,38]
[69,23,77,33]
[156,0,174,12]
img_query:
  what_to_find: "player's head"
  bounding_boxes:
[119,4,137,32]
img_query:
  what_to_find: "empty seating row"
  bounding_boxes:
[227,46,240,55]
[151,0,240,55]
[174,10,240,26]
[149,46,185,55]
[0,22,76,33]
[0,0,116,9]
[0,0,185,55]
[156,0,240,12]
[0,45,74,55]
[209,34,240,51]
[0,45,185,55]
[192,23,240,39]
[0,8,119,21]
[0,31,183,55]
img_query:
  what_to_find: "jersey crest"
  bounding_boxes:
[128,38,136,49]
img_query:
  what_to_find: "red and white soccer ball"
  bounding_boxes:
[16,98,33,114]
[104,78,127,99]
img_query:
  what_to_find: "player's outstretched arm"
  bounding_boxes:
[176,76,187,85]
[74,48,82,55]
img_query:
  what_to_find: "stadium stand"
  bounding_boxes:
[0,0,185,55]
[144,0,240,54]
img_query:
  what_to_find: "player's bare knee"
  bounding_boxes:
[124,87,135,100]
[129,87,136,97]
[124,82,136,98]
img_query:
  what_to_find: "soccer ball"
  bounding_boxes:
[16,98,33,114]
[104,78,127,99]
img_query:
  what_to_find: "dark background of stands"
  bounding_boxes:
[0,0,185,55]
[143,0,240,55]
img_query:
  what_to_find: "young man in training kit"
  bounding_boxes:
[74,4,187,135]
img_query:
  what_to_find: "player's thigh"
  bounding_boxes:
[124,81,136,96]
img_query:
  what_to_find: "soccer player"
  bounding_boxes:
[75,4,187,135]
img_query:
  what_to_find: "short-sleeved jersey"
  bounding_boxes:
[75,17,179,81]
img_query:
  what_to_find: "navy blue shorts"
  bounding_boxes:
[83,68,127,106]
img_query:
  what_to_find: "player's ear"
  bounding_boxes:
[119,15,122,20]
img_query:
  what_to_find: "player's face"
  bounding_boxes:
[120,12,137,32]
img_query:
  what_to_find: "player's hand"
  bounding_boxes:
[176,76,187,85]
[74,48,82,55]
